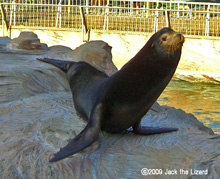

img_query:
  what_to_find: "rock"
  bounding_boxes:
[47,40,118,76]
[1,37,220,179]
[7,31,49,51]
[0,37,11,45]
[49,45,72,53]
[72,41,118,75]
[3,31,117,75]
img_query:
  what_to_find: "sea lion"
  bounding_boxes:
[37,27,185,162]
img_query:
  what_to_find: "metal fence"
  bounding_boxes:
[1,1,220,39]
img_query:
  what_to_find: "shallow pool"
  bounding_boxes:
[158,80,220,134]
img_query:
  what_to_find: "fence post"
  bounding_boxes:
[86,0,89,14]
[9,0,16,26]
[1,4,10,37]
[146,2,149,18]
[56,0,62,28]
[165,10,171,28]
[68,0,71,14]
[130,1,133,16]
[177,3,179,18]
[205,4,210,36]
[154,2,159,32]
[80,7,90,42]
[103,3,109,30]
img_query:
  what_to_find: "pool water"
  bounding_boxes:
[158,80,220,134]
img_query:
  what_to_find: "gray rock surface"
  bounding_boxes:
[7,31,49,51]
[0,32,220,179]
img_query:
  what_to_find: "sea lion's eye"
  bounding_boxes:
[162,36,167,41]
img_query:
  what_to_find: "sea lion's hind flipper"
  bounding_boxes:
[49,104,102,162]
[37,58,74,72]
[133,122,178,135]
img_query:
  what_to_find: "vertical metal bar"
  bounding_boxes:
[130,0,133,16]
[10,0,16,26]
[86,0,89,14]
[56,0,62,28]
[103,3,109,30]
[146,2,149,18]
[205,4,210,36]
[80,6,88,33]
[166,10,171,28]
[1,4,10,36]
[68,0,71,14]
[154,2,159,32]
[13,1,16,25]
[1,4,9,31]
[80,6,90,41]
[177,3,179,18]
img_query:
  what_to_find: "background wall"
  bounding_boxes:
[10,29,220,83]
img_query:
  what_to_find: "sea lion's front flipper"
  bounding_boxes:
[133,121,178,135]
[49,104,102,162]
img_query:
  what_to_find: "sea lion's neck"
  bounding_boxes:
[116,45,180,97]
[122,49,175,77]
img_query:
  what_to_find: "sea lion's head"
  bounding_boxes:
[149,27,185,60]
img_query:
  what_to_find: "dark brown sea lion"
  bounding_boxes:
[37,27,184,162]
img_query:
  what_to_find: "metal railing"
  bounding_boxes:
[1,1,220,39]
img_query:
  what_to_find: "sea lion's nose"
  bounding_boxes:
[176,33,185,42]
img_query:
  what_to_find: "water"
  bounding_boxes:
[158,80,220,134]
